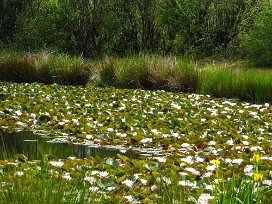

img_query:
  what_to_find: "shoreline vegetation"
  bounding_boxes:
[1,50,272,104]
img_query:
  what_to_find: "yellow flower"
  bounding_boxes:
[212,159,220,167]
[253,173,263,181]
[253,153,260,163]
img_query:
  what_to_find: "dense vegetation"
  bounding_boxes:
[0,0,272,66]
[1,1,272,203]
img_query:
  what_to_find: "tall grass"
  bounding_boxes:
[0,172,109,204]
[0,50,91,85]
[1,50,272,103]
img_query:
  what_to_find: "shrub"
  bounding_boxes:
[239,1,272,67]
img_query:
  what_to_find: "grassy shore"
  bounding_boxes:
[0,50,272,103]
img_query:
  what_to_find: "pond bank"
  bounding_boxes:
[1,51,272,103]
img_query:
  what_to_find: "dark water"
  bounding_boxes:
[0,131,139,160]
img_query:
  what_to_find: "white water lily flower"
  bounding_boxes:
[262,180,272,186]
[106,187,114,192]
[258,128,265,133]
[107,128,114,132]
[63,172,72,180]
[204,184,214,190]
[206,165,216,172]
[151,184,158,191]
[140,179,147,185]
[244,165,253,174]
[15,171,24,176]
[171,103,181,109]
[122,179,134,188]
[178,180,198,188]
[154,157,166,163]
[242,141,249,145]
[99,171,108,178]
[249,111,257,116]
[86,135,93,140]
[196,157,204,163]
[226,139,234,146]
[15,110,22,116]
[124,195,134,202]
[232,159,243,164]
[224,107,231,111]
[180,156,194,165]
[30,113,36,118]
[235,146,242,150]
[261,156,272,161]
[172,133,179,138]
[178,180,189,186]
[120,133,127,138]
[72,118,79,124]
[58,121,66,126]
[225,158,232,163]
[185,167,200,175]
[181,143,190,148]
[203,171,213,178]
[85,103,92,107]
[49,161,64,167]
[140,138,152,143]
[208,141,216,146]
[90,170,100,175]
[84,176,96,184]
[198,193,214,204]
[89,186,99,193]
[151,129,159,135]
[119,149,127,153]
[250,146,263,151]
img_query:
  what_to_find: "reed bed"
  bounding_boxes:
[1,50,272,103]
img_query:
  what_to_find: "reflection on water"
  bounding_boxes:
[0,131,139,160]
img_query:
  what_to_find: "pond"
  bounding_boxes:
[0,131,140,160]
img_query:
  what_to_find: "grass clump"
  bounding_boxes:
[0,50,91,86]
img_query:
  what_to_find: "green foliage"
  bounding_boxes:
[239,1,272,67]
[159,0,258,57]
[15,0,78,53]
[0,0,32,45]
[0,0,265,58]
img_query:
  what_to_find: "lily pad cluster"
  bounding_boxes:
[0,81,272,203]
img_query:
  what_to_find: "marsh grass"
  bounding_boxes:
[0,164,109,204]
[1,50,272,103]
[0,51,92,86]
[0,176,96,204]
[213,177,271,204]
[1,170,270,204]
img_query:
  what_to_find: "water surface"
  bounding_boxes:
[0,131,139,160]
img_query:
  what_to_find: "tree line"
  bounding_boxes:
[0,0,271,65]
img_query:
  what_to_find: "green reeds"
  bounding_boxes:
[1,50,272,103]
[0,50,91,86]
